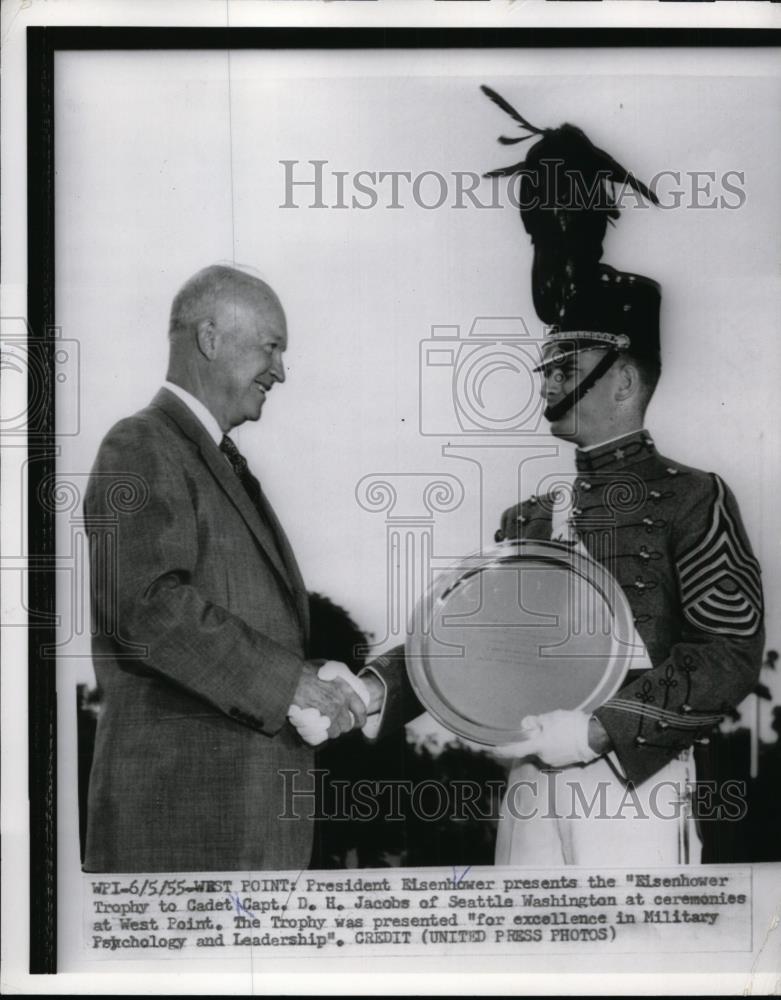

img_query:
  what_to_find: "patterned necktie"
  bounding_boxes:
[220,434,263,510]
[220,437,306,623]
[221,433,291,564]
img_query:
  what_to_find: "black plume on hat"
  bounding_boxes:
[482,86,661,364]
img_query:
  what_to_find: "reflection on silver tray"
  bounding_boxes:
[405,540,636,745]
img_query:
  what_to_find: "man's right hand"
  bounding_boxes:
[290,661,368,740]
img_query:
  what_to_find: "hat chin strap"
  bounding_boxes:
[543,348,621,423]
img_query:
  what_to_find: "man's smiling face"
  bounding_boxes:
[210,294,288,430]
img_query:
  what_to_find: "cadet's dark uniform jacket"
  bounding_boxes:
[494,431,764,785]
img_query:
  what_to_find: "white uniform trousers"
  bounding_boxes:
[495,751,701,867]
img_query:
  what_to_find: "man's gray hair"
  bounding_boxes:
[168,265,277,338]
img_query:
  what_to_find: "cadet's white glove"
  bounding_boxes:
[493,710,599,769]
[286,705,330,746]
[287,661,371,746]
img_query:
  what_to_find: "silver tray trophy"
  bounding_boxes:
[405,540,637,745]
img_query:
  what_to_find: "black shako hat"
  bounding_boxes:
[481,86,661,418]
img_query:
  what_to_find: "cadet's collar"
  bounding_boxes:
[575,430,656,474]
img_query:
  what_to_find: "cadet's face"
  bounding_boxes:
[539,348,616,443]
[211,296,287,430]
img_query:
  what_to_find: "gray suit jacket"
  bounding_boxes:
[83,388,313,871]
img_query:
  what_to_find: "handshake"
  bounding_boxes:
[287,661,382,746]
[287,658,613,765]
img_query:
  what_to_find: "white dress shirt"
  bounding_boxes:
[162,380,224,447]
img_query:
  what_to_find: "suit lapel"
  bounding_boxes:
[250,482,310,634]
[151,389,302,611]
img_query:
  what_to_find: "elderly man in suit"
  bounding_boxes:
[83,264,367,872]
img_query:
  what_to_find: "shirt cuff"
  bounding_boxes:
[358,665,387,740]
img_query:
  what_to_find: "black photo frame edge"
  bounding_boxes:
[26,23,781,976]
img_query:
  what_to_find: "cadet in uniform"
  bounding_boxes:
[482,89,765,864]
